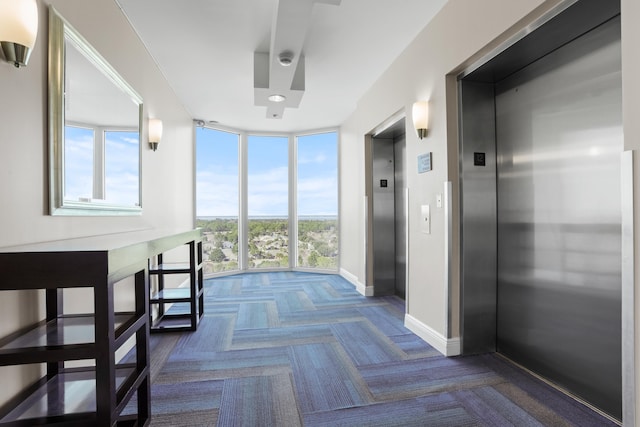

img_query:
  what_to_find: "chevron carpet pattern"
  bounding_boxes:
[143,272,617,426]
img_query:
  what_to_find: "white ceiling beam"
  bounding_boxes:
[254,0,341,118]
[268,0,313,92]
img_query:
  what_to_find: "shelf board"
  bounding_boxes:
[0,314,138,365]
[150,288,192,302]
[0,366,140,424]
[151,312,200,333]
[152,302,192,315]
[149,263,192,274]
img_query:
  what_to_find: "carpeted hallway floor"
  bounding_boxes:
[143,271,617,426]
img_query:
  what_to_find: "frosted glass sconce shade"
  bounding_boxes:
[148,119,163,151]
[0,0,39,67]
[412,101,429,139]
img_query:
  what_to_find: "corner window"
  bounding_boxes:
[196,128,339,274]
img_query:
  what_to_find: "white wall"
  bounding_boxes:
[340,0,640,420]
[0,0,194,407]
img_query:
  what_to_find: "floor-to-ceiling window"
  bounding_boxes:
[247,135,289,269]
[196,128,240,274]
[296,132,338,269]
[196,127,338,274]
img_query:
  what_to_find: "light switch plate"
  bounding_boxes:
[421,205,430,234]
[436,193,443,208]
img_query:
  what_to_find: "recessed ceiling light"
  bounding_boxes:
[268,94,286,103]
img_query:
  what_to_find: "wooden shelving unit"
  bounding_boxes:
[0,229,203,426]
[149,239,204,332]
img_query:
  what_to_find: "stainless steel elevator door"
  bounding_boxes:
[371,120,407,298]
[372,138,396,295]
[394,134,407,298]
[495,17,622,418]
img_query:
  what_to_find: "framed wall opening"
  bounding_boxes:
[457,0,630,422]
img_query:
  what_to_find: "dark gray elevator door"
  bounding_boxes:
[495,17,622,418]
[371,120,406,298]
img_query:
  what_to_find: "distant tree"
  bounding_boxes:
[261,260,281,268]
[224,261,238,271]
[196,219,210,232]
[317,257,336,269]
[249,242,258,255]
[314,242,333,257]
[308,251,319,267]
[209,248,226,263]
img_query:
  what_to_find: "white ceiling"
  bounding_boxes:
[115,0,448,133]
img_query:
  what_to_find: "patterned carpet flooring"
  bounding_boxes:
[144,271,618,426]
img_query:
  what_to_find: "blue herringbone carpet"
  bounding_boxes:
[144,272,617,426]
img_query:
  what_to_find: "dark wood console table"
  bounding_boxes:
[0,228,202,426]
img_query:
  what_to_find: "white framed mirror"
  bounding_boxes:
[48,6,142,216]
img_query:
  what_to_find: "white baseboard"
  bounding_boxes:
[340,268,373,296]
[405,314,461,356]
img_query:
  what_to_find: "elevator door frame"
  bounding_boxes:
[365,112,409,300]
[456,0,634,424]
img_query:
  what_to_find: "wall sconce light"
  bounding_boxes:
[148,119,163,151]
[0,0,39,68]
[412,101,429,139]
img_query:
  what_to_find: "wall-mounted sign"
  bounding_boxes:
[474,152,486,166]
[418,152,432,173]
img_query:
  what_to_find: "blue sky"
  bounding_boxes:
[65,126,94,200]
[196,128,337,217]
[104,130,139,205]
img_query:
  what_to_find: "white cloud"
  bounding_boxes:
[298,175,338,215]
[64,134,94,200]
[196,165,337,217]
[105,172,139,205]
[247,166,289,215]
[120,136,139,145]
[196,170,239,216]
[298,152,327,165]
